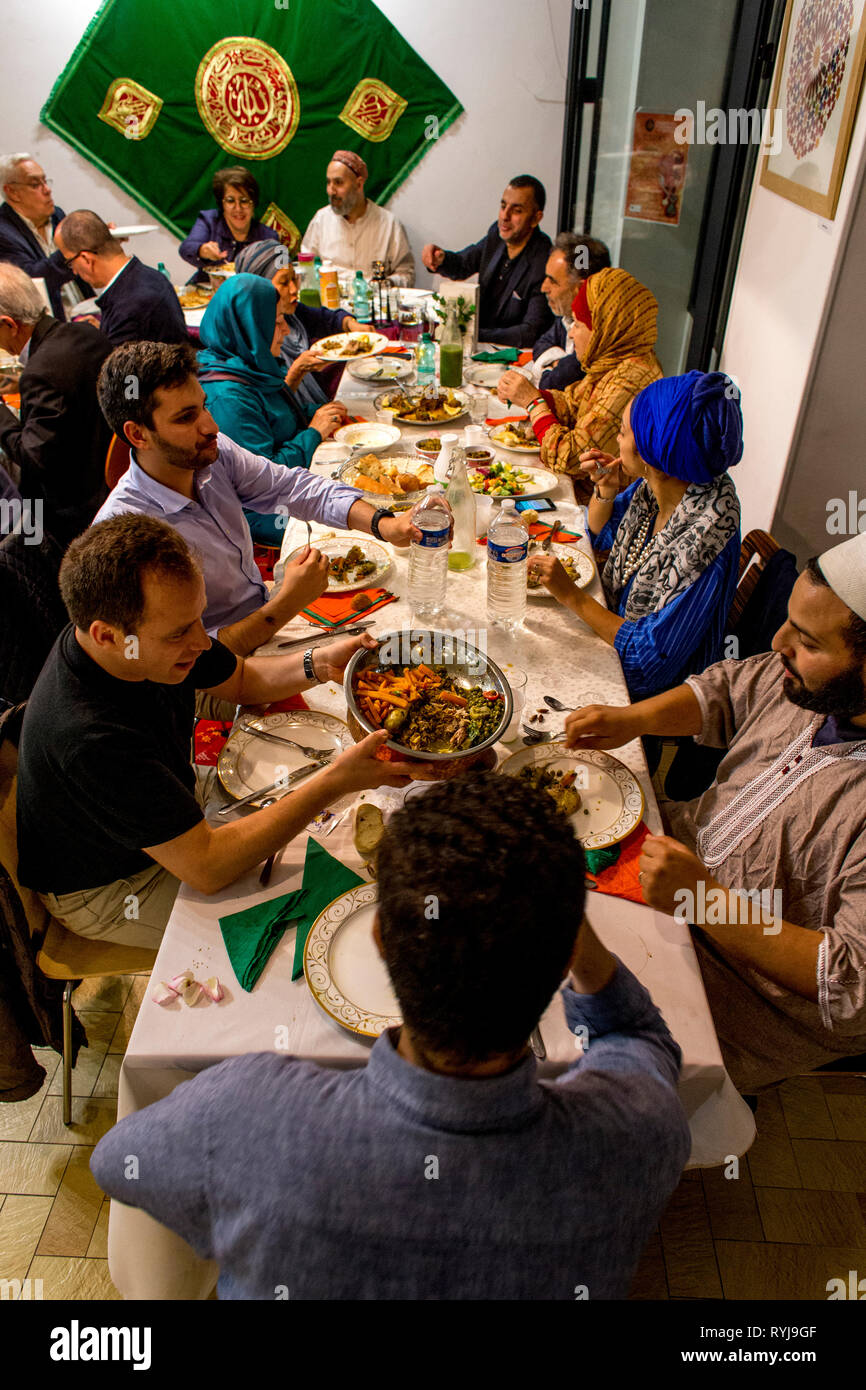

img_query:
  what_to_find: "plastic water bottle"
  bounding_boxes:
[416,332,435,382]
[408,485,451,622]
[353,271,372,323]
[487,500,528,631]
[438,435,476,572]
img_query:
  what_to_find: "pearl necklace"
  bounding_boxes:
[620,513,654,582]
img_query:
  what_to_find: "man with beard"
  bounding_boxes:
[93,340,421,656]
[300,150,414,286]
[563,532,866,1090]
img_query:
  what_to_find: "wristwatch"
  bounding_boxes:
[370,507,396,541]
[303,648,317,682]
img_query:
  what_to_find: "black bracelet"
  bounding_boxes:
[370,507,395,541]
[303,648,316,682]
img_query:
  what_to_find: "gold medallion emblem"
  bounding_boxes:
[260,203,301,253]
[97,78,163,140]
[195,37,300,160]
[339,79,407,143]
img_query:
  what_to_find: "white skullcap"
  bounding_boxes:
[817,531,866,621]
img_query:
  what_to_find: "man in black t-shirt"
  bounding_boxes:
[17,514,416,948]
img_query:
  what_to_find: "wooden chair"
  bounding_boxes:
[727,529,780,631]
[0,729,155,1125]
[105,433,132,489]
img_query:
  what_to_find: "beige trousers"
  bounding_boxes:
[40,861,181,950]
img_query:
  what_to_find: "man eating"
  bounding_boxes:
[93,341,422,656]
[301,150,414,286]
[422,177,553,347]
[565,530,866,1090]
[16,514,416,948]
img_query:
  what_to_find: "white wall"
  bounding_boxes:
[720,77,866,538]
[0,0,571,286]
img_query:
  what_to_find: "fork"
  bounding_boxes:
[238,719,333,759]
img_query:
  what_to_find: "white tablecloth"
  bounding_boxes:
[109,363,755,1299]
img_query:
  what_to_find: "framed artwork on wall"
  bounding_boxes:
[760,0,866,217]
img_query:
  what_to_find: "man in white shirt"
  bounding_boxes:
[301,150,414,287]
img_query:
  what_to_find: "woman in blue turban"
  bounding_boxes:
[529,371,743,699]
[198,274,349,543]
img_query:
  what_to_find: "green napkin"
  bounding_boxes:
[219,889,309,992]
[472,348,518,363]
[585,844,620,876]
[291,838,367,980]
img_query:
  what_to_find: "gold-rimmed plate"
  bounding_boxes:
[316,331,389,361]
[304,883,401,1037]
[285,537,392,593]
[217,709,352,808]
[527,544,594,597]
[499,742,644,849]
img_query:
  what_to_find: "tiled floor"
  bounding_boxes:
[1,973,864,1300]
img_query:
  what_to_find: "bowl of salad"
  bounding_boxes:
[468,459,535,498]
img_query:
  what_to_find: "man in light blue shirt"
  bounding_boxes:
[94,340,419,654]
[91,774,691,1300]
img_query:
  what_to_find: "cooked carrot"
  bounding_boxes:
[373,692,409,709]
[439,691,468,707]
[415,663,435,678]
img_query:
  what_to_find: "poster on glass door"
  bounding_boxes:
[624,113,688,226]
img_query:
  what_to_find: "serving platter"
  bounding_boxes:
[317,331,389,361]
[218,710,352,809]
[470,463,558,500]
[374,387,470,425]
[499,742,644,849]
[527,544,594,597]
[285,537,391,593]
[304,883,402,1037]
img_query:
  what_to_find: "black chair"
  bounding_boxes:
[0,529,68,707]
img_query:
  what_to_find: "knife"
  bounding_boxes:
[276,620,374,649]
[217,755,333,815]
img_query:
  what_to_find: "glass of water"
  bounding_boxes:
[467,387,489,425]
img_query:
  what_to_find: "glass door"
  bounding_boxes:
[559,0,786,373]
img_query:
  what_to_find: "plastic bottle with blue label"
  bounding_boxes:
[415,332,435,381]
[487,499,528,631]
[408,484,451,622]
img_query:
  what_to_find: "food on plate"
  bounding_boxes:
[177,286,211,309]
[319,333,376,357]
[380,389,463,422]
[528,554,579,589]
[353,664,505,753]
[328,545,378,584]
[345,454,435,499]
[491,421,538,449]
[518,764,582,816]
[465,447,494,462]
[469,460,534,497]
[415,437,442,452]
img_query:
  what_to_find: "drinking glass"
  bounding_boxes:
[501,667,527,741]
[468,387,490,425]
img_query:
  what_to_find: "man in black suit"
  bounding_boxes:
[54,211,188,346]
[422,176,553,347]
[0,263,113,544]
[0,154,88,318]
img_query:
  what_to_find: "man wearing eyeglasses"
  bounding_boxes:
[0,153,88,318]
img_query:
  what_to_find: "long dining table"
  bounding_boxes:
[107,355,756,1300]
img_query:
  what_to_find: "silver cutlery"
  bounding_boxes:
[217,756,334,815]
[275,620,374,650]
[529,1027,546,1060]
[544,696,576,712]
[522,727,556,745]
[238,720,335,760]
[258,799,278,885]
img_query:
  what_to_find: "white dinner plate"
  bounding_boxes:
[285,537,391,593]
[499,742,644,849]
[488,425,541,455]
[316,331,389,361]
[464,363,505,388]
[470,463,558,501]
[527,544,594,596]
[110,224,159,237]
[347,355,414,382]
[305,883,401,1037]
[334,421,401,452]
[218,710,352,809]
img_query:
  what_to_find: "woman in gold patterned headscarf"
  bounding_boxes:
[496,267,662,502]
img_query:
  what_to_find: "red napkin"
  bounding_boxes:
[194,720,233,766]
[263,693,311,713]
[585,822,652,904]
[301,587,397,627]
[253,543,281,582]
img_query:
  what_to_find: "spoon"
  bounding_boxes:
[544,696,576,713]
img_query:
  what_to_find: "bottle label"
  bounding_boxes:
[416,526,450,549]
[488,540,528,563]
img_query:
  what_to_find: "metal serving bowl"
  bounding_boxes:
[343,630,512,776]
[337,456,432,511]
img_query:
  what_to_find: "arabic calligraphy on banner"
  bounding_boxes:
[195,36,300,159]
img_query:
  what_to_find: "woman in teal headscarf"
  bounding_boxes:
[197,273,347,473]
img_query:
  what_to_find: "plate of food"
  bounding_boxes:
[176,285,213,310]
[464,363,505,388]
[333,422,401,452]
[374,387,469,424]
[469,460,557,499]
[500,742,644,849]
[489,421,541,453]
[338,453,435,504]
[347,354,414,382]
[527,544,595,596]
[218,710,352,809]
[304,883,401,1038]
[285,537,391,593]
[316,331,389,361]
[344,631,511,777]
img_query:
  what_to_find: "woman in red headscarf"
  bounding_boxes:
[497,267,662,502]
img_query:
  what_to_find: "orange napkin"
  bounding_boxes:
[528,521,580,544]
[485,414,529,426]
[1,394,20,410]
[517,351,533,366]
[301,587,397,627]
[585,822,651,904]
